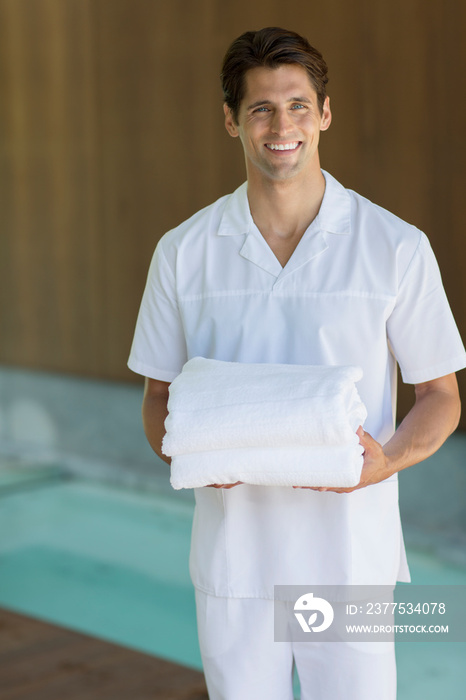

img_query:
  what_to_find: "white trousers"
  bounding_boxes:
[195,590,396,700]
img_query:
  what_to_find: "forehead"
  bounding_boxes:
[241,64,317,106]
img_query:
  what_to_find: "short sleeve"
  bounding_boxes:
[387,232,466,384]
[127,240,188,382]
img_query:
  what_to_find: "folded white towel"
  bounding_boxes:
[163,357,367,490]
[170,445,365,490]
[163,394,365,455]
[165,357,364,409]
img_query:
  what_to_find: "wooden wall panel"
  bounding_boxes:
[0,0,465,424]
[0,0,103,374]
[92,0,220,376]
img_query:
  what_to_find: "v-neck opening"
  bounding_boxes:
[239,217,329,281]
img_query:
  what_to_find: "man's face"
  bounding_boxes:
[224,64,331,185]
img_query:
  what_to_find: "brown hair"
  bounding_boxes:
[221,27,329,123]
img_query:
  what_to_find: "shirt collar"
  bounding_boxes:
[217,170,351,237]
[217,182,251,236]
[318,170,351,235]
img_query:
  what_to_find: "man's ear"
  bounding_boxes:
[224,104,239,137]
[320,96,332,132]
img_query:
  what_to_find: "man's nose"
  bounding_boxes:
[271,108,293,135]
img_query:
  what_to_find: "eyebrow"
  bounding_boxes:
[246,96,312,110]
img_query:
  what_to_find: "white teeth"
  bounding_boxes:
[266,142,299,151]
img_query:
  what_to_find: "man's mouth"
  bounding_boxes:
[265,141,301,152]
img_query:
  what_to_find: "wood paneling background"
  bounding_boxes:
[1,0,465,423]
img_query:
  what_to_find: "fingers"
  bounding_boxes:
[357,426,378,454]
[292,485,355,493]
[357,425,370,449]
[292,486,324,490]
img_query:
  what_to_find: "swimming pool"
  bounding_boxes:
[0,468,465,699]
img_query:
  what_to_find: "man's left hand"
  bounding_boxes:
[293,427,393,493]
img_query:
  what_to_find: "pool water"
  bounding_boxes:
[0,472,465,699]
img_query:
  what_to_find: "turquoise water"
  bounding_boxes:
[0,472,465,698]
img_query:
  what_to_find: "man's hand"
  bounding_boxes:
[303,427,392,493]
[293,372,461,494]
[208,428,389,493]
[293,427,390,494]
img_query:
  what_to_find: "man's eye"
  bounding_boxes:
[254,106,269,113]
[291,104,305,110]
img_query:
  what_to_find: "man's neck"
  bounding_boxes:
[246,168,326,241]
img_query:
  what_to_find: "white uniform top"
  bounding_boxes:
[128,170,466,599]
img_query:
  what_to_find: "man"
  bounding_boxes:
[128,27,465,700]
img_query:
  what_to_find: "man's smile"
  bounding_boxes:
[265,141,301,152]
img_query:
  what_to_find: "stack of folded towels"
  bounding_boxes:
[162,357,367,490]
